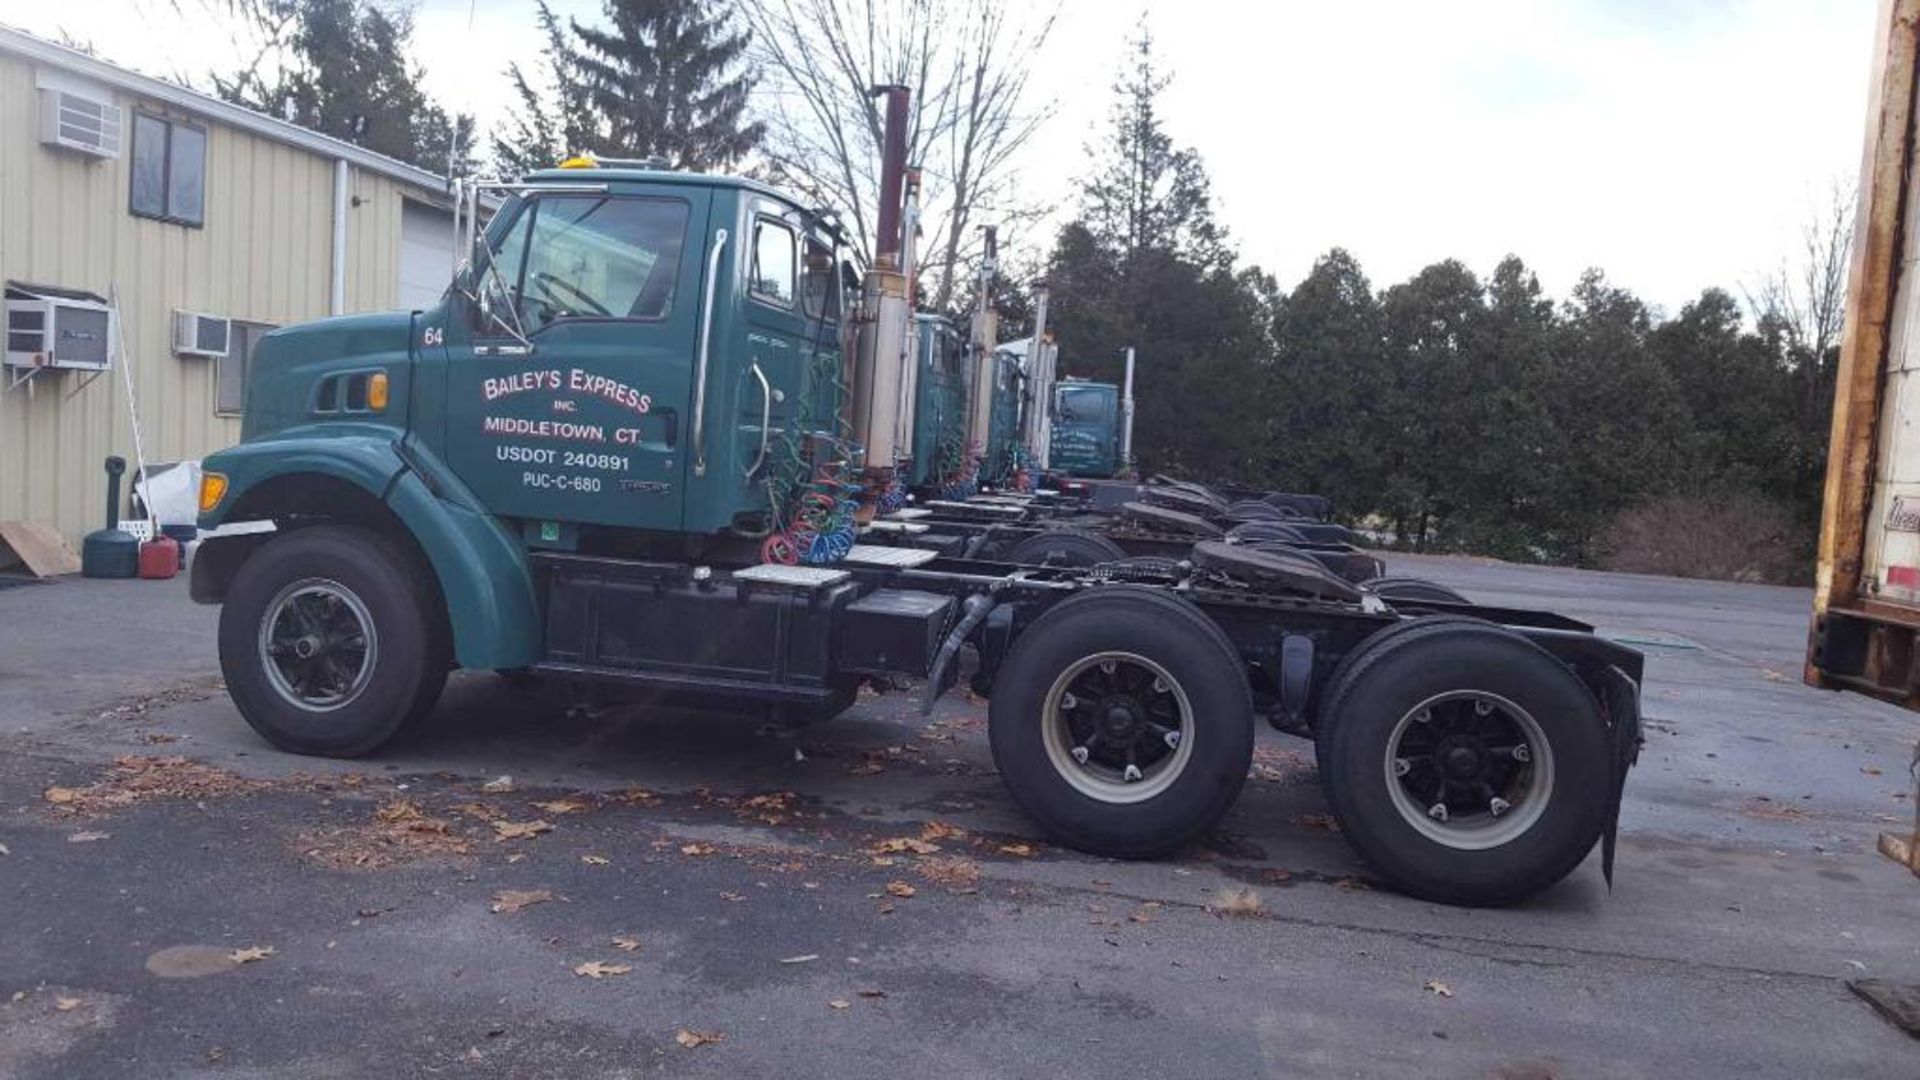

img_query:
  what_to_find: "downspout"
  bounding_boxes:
[330,159,349,315]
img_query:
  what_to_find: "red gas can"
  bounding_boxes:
[138,537,180,580]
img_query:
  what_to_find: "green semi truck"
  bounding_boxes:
[189,94,1642,905]
[1049,377,1122,479]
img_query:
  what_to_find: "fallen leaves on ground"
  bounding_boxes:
[679,842,717,857]
[41,757,264,815]
[67,832,110,843]
[573,961,631,978]
[54,996,82,1012]
[884,881,916,899]
[612,937,642,952]
[1294,813,1340,832]
[490,889,553,914]
[994,842,1035,857]
[916,855,980,892]
[920,820,966,842]
[675,1028,723,1048]
[1129,902,1162,923]
[828,999,850,1010]
[1424,979,1454,998]
[298,800,470,869]
[719,891,745,902]
[491,819,554,841]
[869,837,940,855]
[481,776,516,794]
[617,787,662,807]
[229,946,274,964]
[581,855,610,866]
[738,792,800,825]
[531,799,591,815]
[1209,887,1262,917]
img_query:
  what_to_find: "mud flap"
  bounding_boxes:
[1598,665,1644,888]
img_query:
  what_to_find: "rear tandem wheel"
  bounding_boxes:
[1313,617,1612,905]
[988,586,1254,858]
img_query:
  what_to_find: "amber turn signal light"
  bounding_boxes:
[198,472,229,513]
[368,371,389,412]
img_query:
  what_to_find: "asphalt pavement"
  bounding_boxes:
[1,554,1917,1078]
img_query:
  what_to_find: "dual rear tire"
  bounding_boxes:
[988,587,1254,858]
[990,598,1612,905]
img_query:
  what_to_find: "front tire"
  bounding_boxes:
[989,586,1253,857]
[219,525,449,758]
[1316,619,1610,905]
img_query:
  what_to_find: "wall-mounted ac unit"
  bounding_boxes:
[4,284,115,371]
[173,311,231,358]
[39,88,122,160]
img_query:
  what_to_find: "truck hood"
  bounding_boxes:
[242,311,415,441]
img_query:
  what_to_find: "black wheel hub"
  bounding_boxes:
[1060,663,1179,772]
[264,585,372,706]
[1438,736,1488,782]
[1396,699,1532,821]
[1101,700,1142,742]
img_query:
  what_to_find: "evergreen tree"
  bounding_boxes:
[213,0,474,175]
[1079,22,1226,270]
[495,0,764,174]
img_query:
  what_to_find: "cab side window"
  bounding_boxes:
[749,219,796,308]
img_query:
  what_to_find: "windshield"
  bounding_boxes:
[480,194,690,333]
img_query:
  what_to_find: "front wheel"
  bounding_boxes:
[219,525,449,758]
[1316,619,1611,905]
[988,586,1253,857]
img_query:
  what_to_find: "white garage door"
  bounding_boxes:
[398,200,456,310]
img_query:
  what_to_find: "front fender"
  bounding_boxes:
[201,429,540,670]
[199,423,412,526]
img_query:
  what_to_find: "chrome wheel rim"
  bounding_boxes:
[1384,690,1553,850]
[1041,651,1194,803]
[257,578,378,712]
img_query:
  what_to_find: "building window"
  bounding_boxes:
[131,113,205,226]
[216,321,276,415]
[749,218,796,308]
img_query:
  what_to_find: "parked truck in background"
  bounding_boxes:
[1810,0,1920,711]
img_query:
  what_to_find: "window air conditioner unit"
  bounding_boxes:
[4,284,115,372]
[173,310,231,358]
[39,88,122,160]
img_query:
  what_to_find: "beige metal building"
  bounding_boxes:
[0,26,459,545]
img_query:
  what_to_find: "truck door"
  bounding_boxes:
[440,186,713,532]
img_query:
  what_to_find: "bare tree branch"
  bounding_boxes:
[739,0,1056,310]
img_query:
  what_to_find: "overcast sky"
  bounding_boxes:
[11,0,1881,313]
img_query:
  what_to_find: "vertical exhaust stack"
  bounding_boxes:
[967,226,1000,464]
[1022,283,1052,468]
[894,166,924,471]
[850,84,913,518]
[1120,345,1136,474]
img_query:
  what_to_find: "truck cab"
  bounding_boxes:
[906,313,971,492]
[193,166,879,723]
[1049,377,1121,479]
